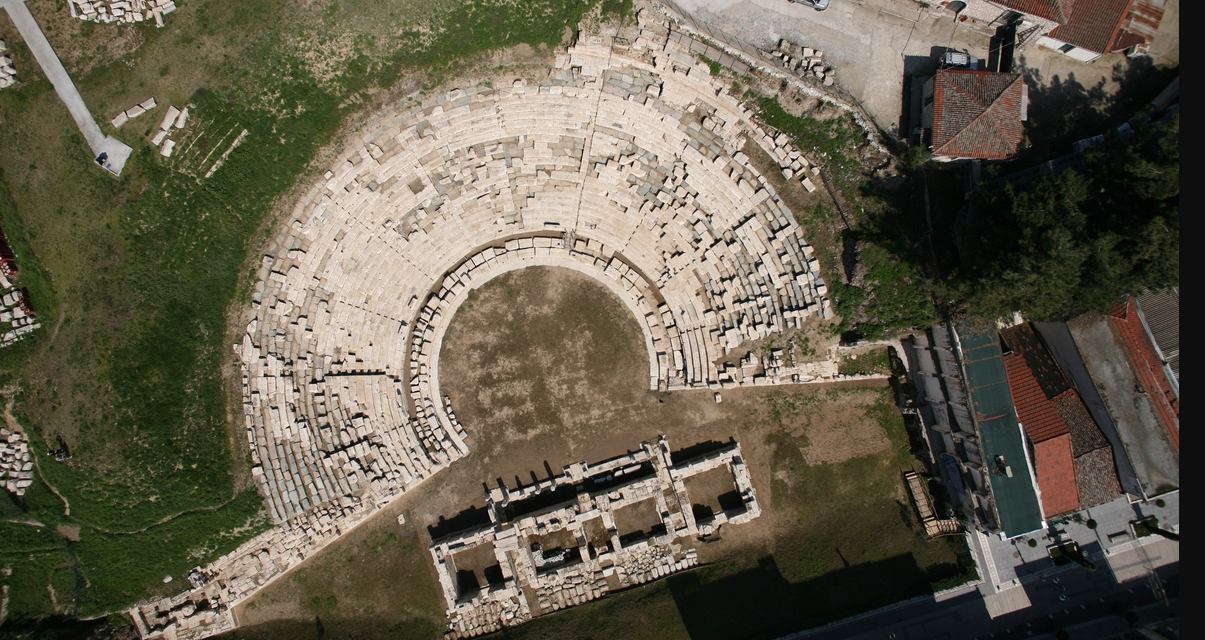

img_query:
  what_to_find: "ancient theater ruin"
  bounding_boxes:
[431,436,759,638]
[129,7,854,639]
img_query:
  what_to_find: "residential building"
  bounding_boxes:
[1037,0,1167,61]
[919,69,1027,161]
[1135,288,1178,396]
[999,323,1122,519]
[904,320,1044,539]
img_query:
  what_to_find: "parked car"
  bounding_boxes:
[789,0,829,10]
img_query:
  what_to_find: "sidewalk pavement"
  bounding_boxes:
[0,0,131,175]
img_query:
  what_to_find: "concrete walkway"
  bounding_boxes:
[0,0,131,175]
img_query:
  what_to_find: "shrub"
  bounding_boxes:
[1155,498,1166,508]
[1027,539,1037,548]
[1086,519,1097,529]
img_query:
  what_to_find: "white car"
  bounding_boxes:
[789,0,830,10]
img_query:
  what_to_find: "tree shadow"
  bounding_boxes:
[852,56,1177,319]
[1016,55,1177,168]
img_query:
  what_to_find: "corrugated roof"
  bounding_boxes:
[931,70,1025,159]
[957,319,1044,538]
[1004,352,1069,443]
[1049,0,1166,54]
[1136,288,1179,383]
[1034,435,1080,517]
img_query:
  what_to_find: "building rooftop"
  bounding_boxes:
[931,70,1026,159]
[1135,288,1179,387]
[993,0,1069,23]
[1001,323,1121,515]
[1109,296,1179,452]
[1033,435,1080,516]
[1003,352,1068,443]
[1067,313,1178,498]
[1049,0,1166,54]
[956,319,1043,538]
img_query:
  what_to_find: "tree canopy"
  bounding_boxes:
[949,113,1178,320]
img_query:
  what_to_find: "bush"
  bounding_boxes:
[1155,498,1166,508]
[1027,539,1037,548]
[1086,519,1097,529]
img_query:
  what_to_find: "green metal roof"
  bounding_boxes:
[957,319,1043,538]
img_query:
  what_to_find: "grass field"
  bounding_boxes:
[0,0,630,624]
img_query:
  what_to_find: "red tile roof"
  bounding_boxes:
[931,70,1025,159]
[1050,0,1166,54]
[1035,434,1080,517]
[1004,352,1069,443]
[993,0,1069,23]
[1109,296,1179,451]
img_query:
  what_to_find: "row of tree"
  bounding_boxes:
[946,113,1178,321]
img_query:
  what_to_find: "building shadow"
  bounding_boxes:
[670,438,735,464]
[899,48,948,139]
[668,553,961,640]
[427,505,492,540]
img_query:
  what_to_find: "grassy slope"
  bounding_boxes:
[0,0,621,621]
[753,96,936,341]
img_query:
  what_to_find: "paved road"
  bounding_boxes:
[669,0,989,133]
[0,0,131,175]
[669,0,1179,135]
[786,546,1178,640]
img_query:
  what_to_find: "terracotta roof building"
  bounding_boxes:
[1001,323,1121,517]
[1108,295,1179,451]
[1135,289,1178,390]
[920,69,1027,161]
[1037,0,1167,61]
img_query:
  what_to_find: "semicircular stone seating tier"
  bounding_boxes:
[238,36,833,526]
[129,12,849,640]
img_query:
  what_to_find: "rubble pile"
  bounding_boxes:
[69,0,177,27]
[762,130,822,192]
[0,40,16,90]
[431,435,759,639]
[0,427,32,496]
[769,38,836,87]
